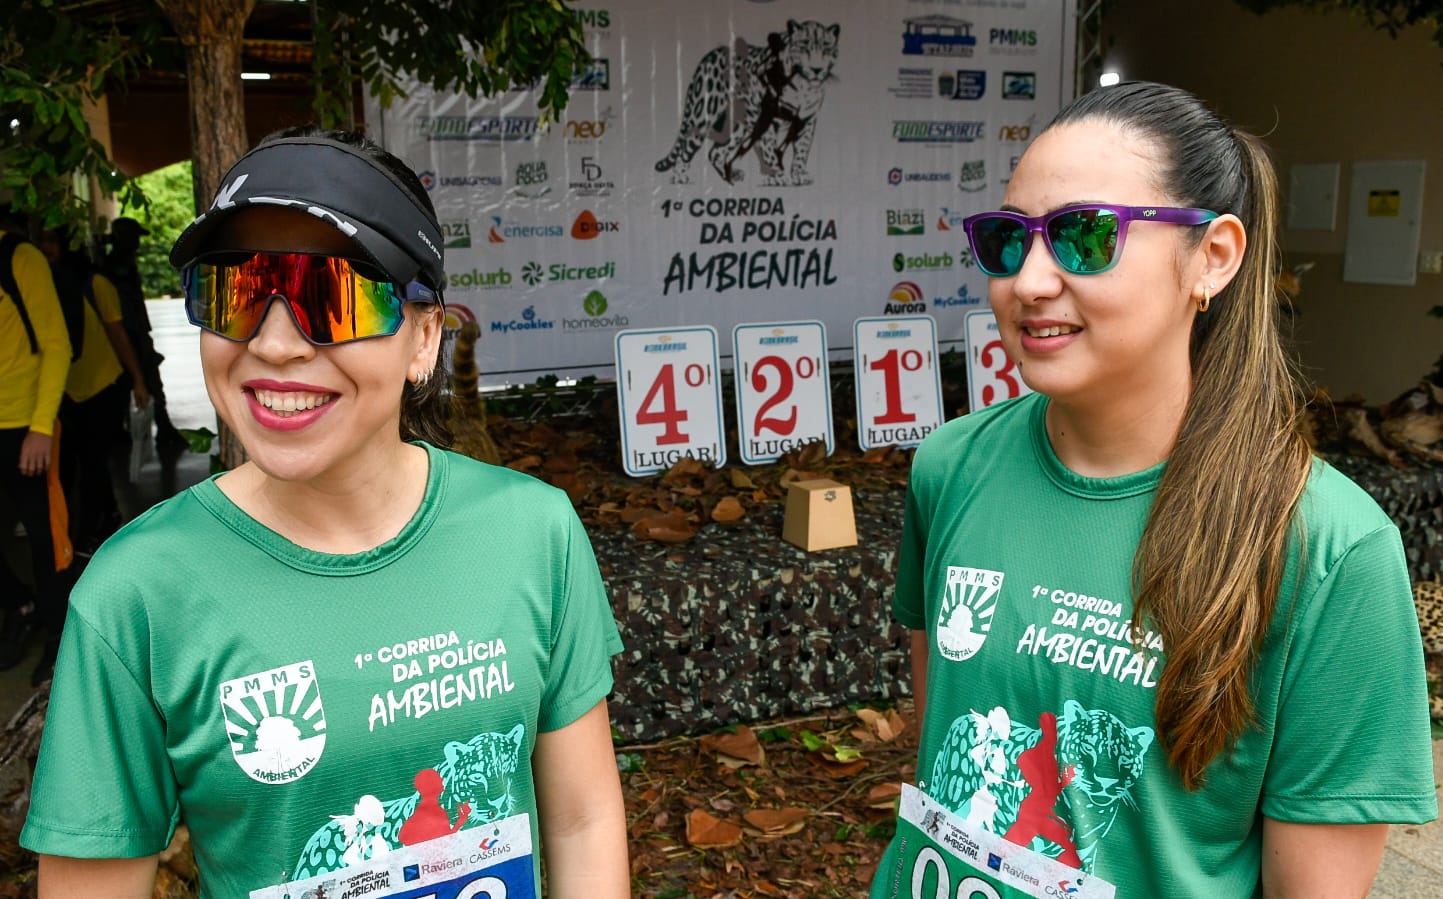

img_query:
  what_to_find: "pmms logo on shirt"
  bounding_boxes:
[220,660,327,784]
[935,566,1004,661]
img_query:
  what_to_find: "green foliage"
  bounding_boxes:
[0,1,165,229]
[310,0,590,129]
[119,161,195,298]
[1233,0,1443,47]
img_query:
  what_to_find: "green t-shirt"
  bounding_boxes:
[23,444,623,898]
[871,393,1437,898]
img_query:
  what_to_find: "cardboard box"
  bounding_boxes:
[782,478,858,551]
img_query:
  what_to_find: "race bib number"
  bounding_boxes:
[250,813,535,899]
[876,785,1115,899]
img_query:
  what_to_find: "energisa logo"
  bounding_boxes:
[442,220,471,249]
[936,207,966,232]
[491,305,555,335]
[932,283,984,308]
[563,289,630,332]
[486,216,564,243]
[511,160,551,199]
[958,159,986,192]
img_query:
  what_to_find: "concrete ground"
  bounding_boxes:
[3,302,1442,894]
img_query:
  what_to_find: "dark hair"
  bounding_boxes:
[1047,83,1312,789]
[255,126,453,449]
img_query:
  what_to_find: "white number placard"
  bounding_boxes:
[733,321,833,466]
[615,326,726,477]
[852,316,944,451]
[964,310,1031,411]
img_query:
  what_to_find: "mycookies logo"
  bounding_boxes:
[932,283,983,308]
[491,305,555,334]
[562,289,630,332]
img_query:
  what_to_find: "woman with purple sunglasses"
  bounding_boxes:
[23,128,629,898]
[872,82,1435,898]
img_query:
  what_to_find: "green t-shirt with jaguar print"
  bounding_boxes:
[23,444,623,898]
[871,392,1436,899]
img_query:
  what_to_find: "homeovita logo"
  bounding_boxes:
[564,290,630,332]
[571,210,620,239]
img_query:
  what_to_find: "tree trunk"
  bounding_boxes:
[152,0,256,469]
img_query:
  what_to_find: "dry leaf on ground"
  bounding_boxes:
[686,808,744,848]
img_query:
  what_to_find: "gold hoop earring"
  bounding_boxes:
[1197,285,1211,313]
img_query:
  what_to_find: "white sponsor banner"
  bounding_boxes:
[853,315,943,450]
[614,326,726,476]
[733,320,832,465]
[250,812,536,899]
[365,0,1076,386]
[964,308,1032,410]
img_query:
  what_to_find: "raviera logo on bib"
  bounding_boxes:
[935,566,1004,661]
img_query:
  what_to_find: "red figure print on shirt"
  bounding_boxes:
[399,768,472,846]
[1004,711,1083,868]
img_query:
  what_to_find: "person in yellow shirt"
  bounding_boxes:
[39,227,147,562]
[0,209,72,679]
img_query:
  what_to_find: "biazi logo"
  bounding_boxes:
[935,566,1004,661]
[219,660,325,785]
[886,209,925,236]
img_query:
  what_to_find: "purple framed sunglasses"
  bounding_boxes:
[962,203,1219,277]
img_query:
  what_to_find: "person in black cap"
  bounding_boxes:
[24,127,629,898]
[103,216,187,454]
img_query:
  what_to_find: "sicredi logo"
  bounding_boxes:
[886,209,925,236]
[520,260,618,286]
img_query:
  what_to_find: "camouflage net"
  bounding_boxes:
[1327,456,1443,583]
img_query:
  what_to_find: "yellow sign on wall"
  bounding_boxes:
[1368,189,1402,217]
